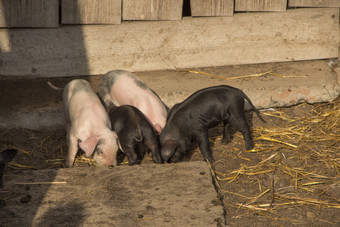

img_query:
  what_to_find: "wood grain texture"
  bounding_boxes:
[235,0,287,11]
[0,8,338,77]
[190,0,234,16]
[61,0,121,24]
[123,0,183,20]
[289,0,340,7]
[0,0,59,27]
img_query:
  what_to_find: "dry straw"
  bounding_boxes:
[216,96,339,224]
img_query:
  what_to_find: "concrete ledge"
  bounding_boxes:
[0,60,339,130]
[140,60,340,109]
[0,106,64,130]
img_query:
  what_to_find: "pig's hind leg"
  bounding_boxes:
[98,82,114,111]
[136,143,147,163]
[228,102,254,150]
[97,92,116,113]
[143,135,162,164]
[118,136,139,165]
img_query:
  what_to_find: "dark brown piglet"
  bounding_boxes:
[109,105,163,165]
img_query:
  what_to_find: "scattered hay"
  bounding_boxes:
[212,97,340,225]
[181,69,308,81]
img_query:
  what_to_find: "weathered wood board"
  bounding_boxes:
[123,0,183,21]
[0,0,59,28]
[289,0,340,7]
[235,0,287,11]
[61,0,121,24]
[0,8,338,77]
[190,0,234,16]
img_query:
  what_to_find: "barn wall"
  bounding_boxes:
[190,0,234,16]
[0,0,59,27]
[235,0,287,12]
[61,0,122,25]
[289,0,340,7]
[122,0,184,21]
[0,8,337,77]
[0,1,339,77]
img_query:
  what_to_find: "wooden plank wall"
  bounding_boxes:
[235,0,287,11]
[61,0,121,24]
[0,8,337,77]
[1,1,340,27]
[0,0,59,27]
[122,0,183,21]
[190,0,234,17]
[289,0,340,7]
[0,1,339,77]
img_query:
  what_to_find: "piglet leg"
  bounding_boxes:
[222,119,232,144]
[65,134,79,167]
[144,139,162,164]
[196,128,214,163]
[229,109,254,150]
[119,138,138,165]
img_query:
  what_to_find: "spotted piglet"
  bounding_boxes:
[99,70,169,134]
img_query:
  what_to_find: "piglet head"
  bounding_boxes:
[0,149,17,188]
[161,140,178,162]
[93,130,119,166]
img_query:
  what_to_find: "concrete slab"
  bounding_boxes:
[0,60,339,130]
[0,161,224,226]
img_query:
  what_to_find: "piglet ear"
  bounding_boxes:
[0,149,17,164]
[79,135,100,157]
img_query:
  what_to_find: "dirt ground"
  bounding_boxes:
[1,161,223,226]
[0,64,339,226]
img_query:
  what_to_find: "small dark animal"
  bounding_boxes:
[0,149,17,188]
[160,85,266,163]
[109,105,163,165]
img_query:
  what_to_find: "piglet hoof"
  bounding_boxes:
[245,143,255,151]
[205,156,215,164]
[152,157,163,164]
[128,162,135,166]
[221,138,232,145]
